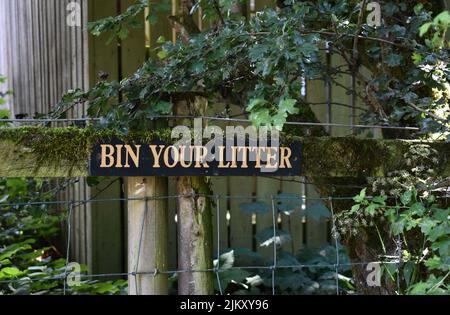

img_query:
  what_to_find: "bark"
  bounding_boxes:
[177,176,214,295]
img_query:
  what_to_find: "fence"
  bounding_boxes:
[0,0,444,295]
[0,182,412,295]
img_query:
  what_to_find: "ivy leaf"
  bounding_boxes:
[433,10,450,27]
[419,218,437,235]
[157,49,168,60]
[349,204,360,214]
[424,256,443,271]
[353,188,367,203]
[0,267,22,278]
[249,109,271,127]
[156,36,166,44]
[273,113,287,131]
[278,99,298,115]
[419,22,432,37]
[247,98,267,111]
[153,101,173,114]
[365,203,379,216]
[410,202,426,215]
[400,190,413,205]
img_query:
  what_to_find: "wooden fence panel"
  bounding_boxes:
[256,177,280,258]
[167,176,178,270]
[280,177,305,253]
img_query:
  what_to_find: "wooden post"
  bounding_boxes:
[173,92,214,295]
[128,177,168,295]
[177,176,214,295]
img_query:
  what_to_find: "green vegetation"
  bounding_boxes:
[0,178,126,295]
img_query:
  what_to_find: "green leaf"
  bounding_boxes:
[117,27,129,40]
[353,188,367,203]
[156,35,166,44]
[247,98,267,111]
[1,267,22,277]
[278,99,298,115]
[413,3,423,15]
[410,202,425,215]
[419,22,432,37]
[153,101,173,114]
[365,203,379,216]
[400,190,413,206]
[349,204,360,214]
[249,109,271,127]
[403,261,415,287]
[273,113,287,131]
[95,283,116,294]
[424,256,442,270]
[0,109,9,119]
[419,218,437,235]
[157,49,168,60]
[434,10,450,26]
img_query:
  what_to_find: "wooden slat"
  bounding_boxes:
[210,177,228,252]
[304,184,328,248]
[229,177,255,250]
[256,177,280,257]
[167,176,178,269]
[121,0,146,77]
[280,177,305,253]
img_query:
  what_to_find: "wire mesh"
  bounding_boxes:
[0,191,421,296]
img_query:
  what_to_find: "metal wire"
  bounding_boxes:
[215,194,224,295]
[0,116,421,130]
[1,192,447,295]
[270,195,277,296]
[329,197,339,295]
[63,203,73,296]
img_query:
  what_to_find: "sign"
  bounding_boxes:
[89,138,301,176]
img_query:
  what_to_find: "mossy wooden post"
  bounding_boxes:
[174,102,214,295]
[177,176,214,295]
[128,177,168,295]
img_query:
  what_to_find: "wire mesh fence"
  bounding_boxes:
[0,191,416,296]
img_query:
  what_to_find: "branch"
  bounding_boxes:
[407,102,448,123]
[352,0,368,70]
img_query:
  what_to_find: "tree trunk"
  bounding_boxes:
[128,177,168,295]
[176,176,214,295]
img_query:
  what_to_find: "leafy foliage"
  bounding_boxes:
[0,178,126,295]
[337,144,449,295]
[53,1,449,138]
[213,245,354,295]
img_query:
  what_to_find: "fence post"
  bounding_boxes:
[127,177,168,295]
[177,176,214,295]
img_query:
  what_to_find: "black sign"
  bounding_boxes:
[89,138,301,176]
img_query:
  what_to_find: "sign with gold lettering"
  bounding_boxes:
[89,138,301,176]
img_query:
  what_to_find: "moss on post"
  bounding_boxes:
[0,127,449,178]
